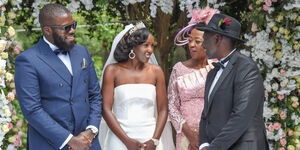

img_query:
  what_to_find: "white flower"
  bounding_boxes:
[271,83,279,91]
[67,0,80,13]
[291,113,300,125]
[0,40,7,52]
[0,0,8,7]
[80,0,94,10]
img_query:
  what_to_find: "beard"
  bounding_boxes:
[52,31,75,51]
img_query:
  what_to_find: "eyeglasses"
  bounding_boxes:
[47,21,77,32]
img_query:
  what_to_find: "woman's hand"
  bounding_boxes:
[143,140,156,150]
[182,124,199,150]
[124,138,143,150]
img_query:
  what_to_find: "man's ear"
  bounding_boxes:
[42,27,52,36]
[215,34,223,45]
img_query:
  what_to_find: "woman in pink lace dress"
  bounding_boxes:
[168,8,219,150]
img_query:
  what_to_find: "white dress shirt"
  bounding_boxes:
[43,37,98,149]
[199,49,236,150]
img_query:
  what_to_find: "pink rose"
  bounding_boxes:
[7,91,15,101]
[251,23,258,32]
[278,147,285,150]
[265,0,272,6]
[8,122,13,129]
[273,122,281,130]
[268,124,275,132]
[280,138,287,146]
[278,94,285,100]
[280,111,287,120]
[281,132,286,137]
[16,120,23,127]
[288,130,294,136]
[263,5,270,11]
[279,69,286,76]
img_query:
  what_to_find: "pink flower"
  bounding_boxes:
[16,120,23,127]
[278,94,285,100]
[280,138,287,146]
[280,69,286,76]
[281,132,286,137]
[7,91,15,101]
[8,122,13,129]
[263,5,270,11]
[189,7,220,25]
[273,122,281,130]
[13,44,21,55]
[265,0,272,6]
[268,124,275,132]
[278,147,285,150]
[288,130,294,136]
[280,111,287,120]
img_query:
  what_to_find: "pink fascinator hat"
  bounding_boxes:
[174,7,220,46]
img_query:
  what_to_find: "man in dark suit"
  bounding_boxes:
[15,4,102,150]
[198,14,269,150]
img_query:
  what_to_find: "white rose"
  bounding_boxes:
[7,26,16,38]
[272,83,279,91]
[0,40,7,52]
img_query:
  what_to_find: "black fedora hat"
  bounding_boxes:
[196,13,244,42]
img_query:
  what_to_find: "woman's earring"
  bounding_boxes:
[129,49,135,59]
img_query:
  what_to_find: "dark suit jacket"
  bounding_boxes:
[199,51,269,150]
[15,38,102,150]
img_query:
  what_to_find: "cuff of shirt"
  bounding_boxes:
[177,120,186,134]
[86,125,99,135]
[199,143,209,150]
[59,134,73,149]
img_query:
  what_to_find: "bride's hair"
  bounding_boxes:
[114,28,150,62]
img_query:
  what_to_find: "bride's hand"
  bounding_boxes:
[143,140,156,150]
[124,138,143,150]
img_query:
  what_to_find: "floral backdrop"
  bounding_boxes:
[0,0,300,150]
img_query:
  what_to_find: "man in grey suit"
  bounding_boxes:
[198,14,269,150]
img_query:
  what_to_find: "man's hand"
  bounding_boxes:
[67,135,91,150]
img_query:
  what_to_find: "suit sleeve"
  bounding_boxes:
[209,62,264,150]
[15,54,70,149]
[86,50,102,129]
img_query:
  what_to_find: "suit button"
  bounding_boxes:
[70,100,74,105]
[59,83,63,87]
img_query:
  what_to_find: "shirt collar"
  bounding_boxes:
[220,48,236,62]
[43,36,58,51]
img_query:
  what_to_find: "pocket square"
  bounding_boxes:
[81,58,87,69]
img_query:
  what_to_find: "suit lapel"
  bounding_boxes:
[69,47,84,97]
[206,51,239,113]
[36,38,72,85]
[204,69,218,115]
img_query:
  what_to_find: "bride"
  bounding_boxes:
[99,22,175,150]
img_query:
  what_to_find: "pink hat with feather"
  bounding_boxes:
[174,7,220,46]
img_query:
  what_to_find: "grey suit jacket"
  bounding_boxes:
[199,51,269,150]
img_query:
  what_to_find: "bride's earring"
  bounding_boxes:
[129,49,135,59]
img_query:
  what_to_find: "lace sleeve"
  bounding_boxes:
[168,67,186,133]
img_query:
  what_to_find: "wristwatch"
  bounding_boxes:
[151,138,159,146]
[87,128,98,136]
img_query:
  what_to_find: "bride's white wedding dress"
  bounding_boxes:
[99,84,175,150]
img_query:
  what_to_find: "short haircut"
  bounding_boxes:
[39,3,71,26]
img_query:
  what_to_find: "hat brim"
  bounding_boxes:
[197,26,245,42]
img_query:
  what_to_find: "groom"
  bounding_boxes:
[198,14,269,150]
[15,4,102,150]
